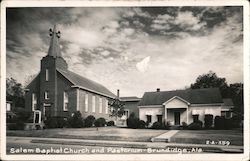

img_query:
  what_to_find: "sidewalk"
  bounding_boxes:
[7,136,243,153]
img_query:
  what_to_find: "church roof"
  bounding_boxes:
[138,88,223,106]
[57,68,116,98]
[48,25,62,58]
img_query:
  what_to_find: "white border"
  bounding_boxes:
[1,0,249,161]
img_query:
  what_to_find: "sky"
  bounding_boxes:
[6,6,243,97]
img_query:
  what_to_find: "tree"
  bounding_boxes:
[190,71,244,116]
[6,77,25,107]
[191,71,228,97]
[108,98,125,118]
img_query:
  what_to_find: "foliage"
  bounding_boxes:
[126,112,140,129]
[107,120,115,126]
[67,111,84,128]
[84,115,96,127]
[108,98,125,118]
[181,122,188,130]
[138,120,146,129]
[214,116,233,130]
[94,118,106,127]
[188,120,203,130]
[151,122,163,129]
[204,114,213,129]
[7,121,25,130]
[44,117,67,128]
[190,71,244,117]
[6,77,25,107]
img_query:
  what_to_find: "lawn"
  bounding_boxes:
[171,129,243,146]
[7,126,167,142]
[7,127,243,146]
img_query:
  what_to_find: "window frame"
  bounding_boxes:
[92,95,95,113]
[63,92,69,111]
[45,69,49,81]
[85,93,88,112]
[99,97,102,113]
[32,93,37,111]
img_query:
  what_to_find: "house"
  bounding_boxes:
[25,25,116,122]
[116,95,141,126]
[138,88,233,126]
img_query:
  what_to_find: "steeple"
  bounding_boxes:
[48,25,62,58]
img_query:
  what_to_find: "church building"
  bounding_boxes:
[24,25,116,121]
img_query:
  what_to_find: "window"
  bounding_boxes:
[221,111,232,119]
[63,92,69,111]
[44,91,49,100]
[192,115,199,122]
[157,115,163,123]
[99,97,102,113]
[85,94,88,112]
[105,99,108,114]
[92,95,95,113]
[123,110,129,118]
[146,115,152,123]
[32,93,37,111]
[45,69,49,81]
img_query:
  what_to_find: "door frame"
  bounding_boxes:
[174,111,180,125]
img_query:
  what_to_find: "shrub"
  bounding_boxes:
[67,111,84,128]
[188,120,203,130]
[126,112,140,129]
[45,117,67,128]
[94,118,106,127]
[151,122,163,129]
[107,121,115,126]
[127,117,140,129]
[181,122,188,130]
[204,114,213,129]
[7,121,25,130]
[214,116,233,130]
[138,120,146,129]
[84,115,96,127]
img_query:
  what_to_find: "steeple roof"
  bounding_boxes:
[48,25,62,58]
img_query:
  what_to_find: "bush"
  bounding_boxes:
[214,116,233,130]
[107,121,115,126]
[84,115,96,127]
[94,118,106,127]
[188,120,203,130]
[138,120,146,129]
[45,117,67,128]
[181,122,188,130]
[126,112,140,129]
[204,114,213,129]
[67,111,84,128]
[7,121,25,130]
[151,122,163,129]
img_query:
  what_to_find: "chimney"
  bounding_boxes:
[156,88,160,92]
[117,89,120,98]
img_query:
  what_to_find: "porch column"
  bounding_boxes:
[165,107,167,122]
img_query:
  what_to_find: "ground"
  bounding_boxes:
[7,127,243,146]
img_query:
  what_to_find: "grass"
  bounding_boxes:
[171,129,243,146]
[7,126,167,142]
[7,127,243,146]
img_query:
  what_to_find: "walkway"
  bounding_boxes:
[151,130,179,142]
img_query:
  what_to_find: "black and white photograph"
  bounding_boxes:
[1,0,249,160]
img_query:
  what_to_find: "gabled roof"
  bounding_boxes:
[57,68,116,98]
[138,88,223,106]
[223,98,234,106]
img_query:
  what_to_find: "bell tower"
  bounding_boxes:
[40,24,67,118]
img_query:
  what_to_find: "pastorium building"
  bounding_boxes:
[25,25,116,121]
[138,88,233,126]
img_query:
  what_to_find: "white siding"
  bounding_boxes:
[164,98,188,108]
[139,107,164,124]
